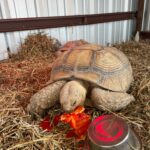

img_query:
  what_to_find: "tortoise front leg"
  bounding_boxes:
[27,80,66,118]
[91,88,135,111]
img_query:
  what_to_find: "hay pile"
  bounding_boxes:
[10,32,61,60]
[0,35,150,150]
[115,41,150,149]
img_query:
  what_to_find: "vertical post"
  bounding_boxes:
[135,0,145,41]
[136,0,145,32]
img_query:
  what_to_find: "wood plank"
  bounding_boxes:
[0,12,137,33]
[140,31,150,39]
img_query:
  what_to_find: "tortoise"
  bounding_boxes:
[27,44,134,117]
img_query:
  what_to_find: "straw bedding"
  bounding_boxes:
[0,33,149,150]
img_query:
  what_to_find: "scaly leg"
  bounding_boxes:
[91,88,135,111]
[27,80,66,118]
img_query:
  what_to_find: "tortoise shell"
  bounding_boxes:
[50,44,133,92]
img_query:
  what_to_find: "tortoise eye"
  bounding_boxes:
[72,101,76,106]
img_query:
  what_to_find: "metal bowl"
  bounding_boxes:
[85,115,142,150]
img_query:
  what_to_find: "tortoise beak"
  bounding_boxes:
[62,106,74,113]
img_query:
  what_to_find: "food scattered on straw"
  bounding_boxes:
[61,106,91,140]
[39,115,61,132]
[39,106,91,141]
[0,33,150,149]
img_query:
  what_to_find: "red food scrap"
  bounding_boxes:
[66,130,76,138]
[53,115,61,126]
[39,114,61,131]
[39,116,53,132]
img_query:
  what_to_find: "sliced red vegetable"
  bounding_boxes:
[60,106,91,140]
[53,115,61,126]
[40,114,61,132]
[39,116,53,132]
[66,130,76,138]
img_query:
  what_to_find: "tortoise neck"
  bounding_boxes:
[73,79,89,91]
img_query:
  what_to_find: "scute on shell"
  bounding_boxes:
[50,44,133,92]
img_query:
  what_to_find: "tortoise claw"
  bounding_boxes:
[27,104,48,119]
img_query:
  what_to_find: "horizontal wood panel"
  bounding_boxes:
[0,12,137,33]
[140,31,150,39]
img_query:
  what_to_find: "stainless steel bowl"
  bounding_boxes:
[85,115,142,150]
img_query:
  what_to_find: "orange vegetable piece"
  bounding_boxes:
[60,106,91,139]
[73,106,85,114]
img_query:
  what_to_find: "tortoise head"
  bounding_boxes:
[60,80,87,112]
